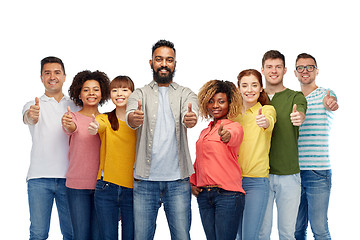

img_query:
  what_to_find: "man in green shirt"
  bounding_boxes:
[259,50,307,240]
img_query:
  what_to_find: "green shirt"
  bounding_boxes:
[269,88,307,175]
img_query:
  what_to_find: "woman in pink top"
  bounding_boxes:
[190,80,245,240]
[62,70,110,240]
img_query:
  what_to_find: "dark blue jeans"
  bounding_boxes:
[197,187,245,240]
[66,187,101,240]
[94,179,134,240]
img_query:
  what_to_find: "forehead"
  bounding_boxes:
[82,79,100,87]
[264,58,284,66]
[212,92,228,99]
[296,58,316,65]
[240,75,259,84]
[42,63,64,73]
[152,46,175,58]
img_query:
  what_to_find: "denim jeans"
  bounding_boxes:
[94,179,134,240]
[27,178,73,240]
[197,187,245,240]
[237,177,269,240]
[295,170,332,240]
[66,187,101,240]
[259,173,301,240]
[133,178,191,240]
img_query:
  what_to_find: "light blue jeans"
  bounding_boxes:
[259,173,301,240]
[27,178,73,240]
[133,178,191,240]
[295,170,332,240]
[237,177,269,240]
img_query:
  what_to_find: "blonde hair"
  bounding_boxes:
[198,80,242,120]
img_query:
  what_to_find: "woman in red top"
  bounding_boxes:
[190,80,245,240]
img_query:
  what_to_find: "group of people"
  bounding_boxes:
[22,39,338,240]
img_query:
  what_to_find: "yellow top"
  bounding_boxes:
[96,114,136,188]
[233,102,276,178]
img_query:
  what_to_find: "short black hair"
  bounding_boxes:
[152,39,176,56]
[296,53,317,67]
[41,56,65,74]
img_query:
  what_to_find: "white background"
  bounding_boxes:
[1,0,358,239]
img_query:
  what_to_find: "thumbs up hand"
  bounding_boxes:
[26,97,40,124]
[256,107,270,129]
[290,104,305,126]
[323,90,339,111]
[128,99,144,128]
[218,122,231,143]
[62,106,76,133]
[88,114,100,135]
[184,102,197,128]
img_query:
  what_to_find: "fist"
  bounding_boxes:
[26,97,40,124]
[184,102,197,128]
[256,107,270,128]
[290,104,305,127]
[62,106,76,132]
[218,122,231,143]
[88,114,100,135]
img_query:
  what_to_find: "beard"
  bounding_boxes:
[152,66,175,84]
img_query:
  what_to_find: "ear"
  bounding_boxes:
[283,67,287,75]
[149,59,153,69]
[261,67,264,75]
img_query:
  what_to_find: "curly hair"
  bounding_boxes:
[69,70,110,107]
[198,80,242,120]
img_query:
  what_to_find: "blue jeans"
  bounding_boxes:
[27,178,73,240]
[237,177,269,240]
[94,179,134,240]
[295,170,332,240]
[66,187,101,240]
[133,178,191,240]
[197,187,245,240]
[259,173,301,240]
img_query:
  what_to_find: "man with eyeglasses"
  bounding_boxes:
[294,53,338,240]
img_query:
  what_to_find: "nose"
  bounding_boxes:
[213,102,219,108]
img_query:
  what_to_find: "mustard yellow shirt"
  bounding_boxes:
[233,102,276,178]
[96,114,136,188]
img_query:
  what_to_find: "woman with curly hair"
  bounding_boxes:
[88,76,136,240]
[61,70,110,240]
[190,80,245,240]
[234,69,276,240]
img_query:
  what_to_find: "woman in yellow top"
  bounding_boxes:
[88,76,136,240]
[234,69,276,240]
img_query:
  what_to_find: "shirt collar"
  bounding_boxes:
[40,94,69,102]
[247,102,262,113]
[149,81,178,90]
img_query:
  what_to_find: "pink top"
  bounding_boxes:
[190,119,245,193]
[64,112,100,189]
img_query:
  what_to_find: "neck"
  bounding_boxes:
[116,106,126,121]
[79,105,100,117]
[45,91,64,103]
[243,101,257,112]
[301,82,318,97]
[265,83,286,95]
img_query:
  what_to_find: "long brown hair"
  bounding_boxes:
[106,76,135,131]
[237,69,270,106]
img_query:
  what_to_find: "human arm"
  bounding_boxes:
[323,90,339,111]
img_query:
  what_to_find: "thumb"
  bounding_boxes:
[292,104,297,113]
[188,102,192,113]
[91,114,96,122]
[67,106,71,114]
[258,107,262,115]
[218,122,224,135]
[326,90,330,98]
[137,99,142,111]
[35,97,39,106]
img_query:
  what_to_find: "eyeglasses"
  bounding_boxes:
[296,65,317,73]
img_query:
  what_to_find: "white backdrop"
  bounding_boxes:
[1,0,358,239]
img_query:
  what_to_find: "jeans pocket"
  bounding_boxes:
[312,170,331,179]
[95,179,110,191]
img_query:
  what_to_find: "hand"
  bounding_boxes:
[323,90,339,111]
[26,97,40,124]
[191,184,202,197]
[184,102,197,128]
[128,99,144,128]
[218,122,231,143]
[290,104,305,126]
[256,107,270,129]
[88,114,100,135]
[62,106,76,133]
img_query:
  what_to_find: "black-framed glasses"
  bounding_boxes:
[296,65,317,73]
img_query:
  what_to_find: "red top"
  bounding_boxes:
[190,119,245,193]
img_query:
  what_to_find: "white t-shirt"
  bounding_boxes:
[22,94,78,181]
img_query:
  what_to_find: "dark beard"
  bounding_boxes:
[152,66,175,84]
